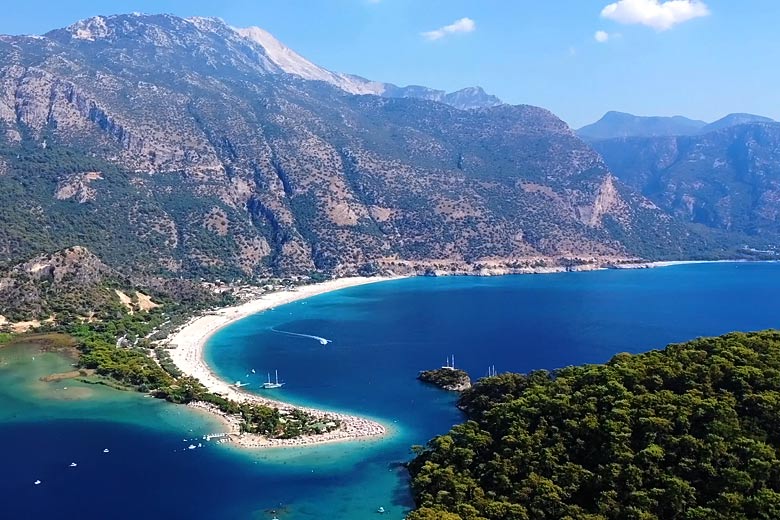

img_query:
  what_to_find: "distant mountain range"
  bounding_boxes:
[578,111,775,140]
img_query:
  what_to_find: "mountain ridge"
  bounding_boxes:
[0,13,744,280]
[42,13,503,111]
[577,111,707,140]
[579,110,776,140]
[700,113,775,134]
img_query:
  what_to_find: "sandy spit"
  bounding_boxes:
[165,276,405,449]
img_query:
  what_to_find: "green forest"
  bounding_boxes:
[45,300,338,439]
[408,330,780,520]
[419,367,472,391]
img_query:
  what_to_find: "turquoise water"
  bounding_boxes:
[2,263,780,518]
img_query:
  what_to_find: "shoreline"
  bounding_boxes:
[412,258,767,277]
[162,260,765,448]
[611,259,761,270]
[165,276,405,449]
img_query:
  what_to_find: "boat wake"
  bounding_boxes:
[271,328,331,345]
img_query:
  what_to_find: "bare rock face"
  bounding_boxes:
[583,174,630,227]
[0,246,125,320]
[0,14,692,279]
[19,246,116,284]
[55,171,102,203]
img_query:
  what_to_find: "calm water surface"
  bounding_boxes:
[2,263,780,519]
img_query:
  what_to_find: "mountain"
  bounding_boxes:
[577,111,707,140]
[700,113,775,134]
[579,111,777,141]
[593,122,780,238]
[379,84,503,110]
[233,22,501,110]
[0,14,727,280]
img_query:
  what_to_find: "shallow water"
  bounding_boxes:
[2,263,780,518]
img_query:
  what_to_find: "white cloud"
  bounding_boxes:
[594,30,610,42]
[601,0,710,31]
[421,17,476,41]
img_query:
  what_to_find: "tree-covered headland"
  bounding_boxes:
[408,330,780,520]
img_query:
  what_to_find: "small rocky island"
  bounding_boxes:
[418,368,472,392]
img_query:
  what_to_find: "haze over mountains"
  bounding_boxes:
[0,13,774,286]
[578,111,776,140]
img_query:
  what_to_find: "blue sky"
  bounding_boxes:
[0,0,777,127]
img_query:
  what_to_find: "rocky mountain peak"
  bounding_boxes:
[65,15,114,41]
[444,86,503,110]
[231,24,382,95]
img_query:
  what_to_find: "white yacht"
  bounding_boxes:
[262,370,285,389]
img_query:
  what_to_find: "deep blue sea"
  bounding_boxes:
[2,263,780,519]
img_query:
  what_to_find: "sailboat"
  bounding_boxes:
[487,365,497,377]
[262,370,285,389]
[441,354,456,370]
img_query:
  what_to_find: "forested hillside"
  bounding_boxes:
[408,331,780,520]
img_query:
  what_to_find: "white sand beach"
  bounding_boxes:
[612,259,752,270]
[165,276,403,449]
